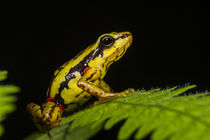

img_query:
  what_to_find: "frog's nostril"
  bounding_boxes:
[116,33,131,39]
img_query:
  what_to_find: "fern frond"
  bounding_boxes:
[0,70,19,136]
[26,85,210,140]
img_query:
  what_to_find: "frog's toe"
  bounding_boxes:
[128,88,135,92]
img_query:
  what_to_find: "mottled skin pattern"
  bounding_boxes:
[27,32,133,134]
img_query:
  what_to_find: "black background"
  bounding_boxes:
[1,6,210,140]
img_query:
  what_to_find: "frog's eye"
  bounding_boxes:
[100,35,115,48]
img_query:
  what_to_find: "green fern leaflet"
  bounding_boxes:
[26,85,210,140]
[0,70,19,136]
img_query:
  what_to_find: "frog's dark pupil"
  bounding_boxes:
[101,36,114,46]
[103,37,113,45]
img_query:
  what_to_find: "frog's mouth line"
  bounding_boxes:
[104,42,130,70]
[116,43,129,58]
[110,37,132,61]
[117,35,132,54]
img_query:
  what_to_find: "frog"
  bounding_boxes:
[27,31,134,135]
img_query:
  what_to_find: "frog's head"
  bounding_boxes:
[27,101,63,132]
[97,32,132,61]
[85,31,132,68]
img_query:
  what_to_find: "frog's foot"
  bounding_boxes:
[93,88,135,105]
[96,88,135,101]
[119,88,135,96]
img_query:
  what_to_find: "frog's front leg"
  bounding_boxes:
[78,68,133,102]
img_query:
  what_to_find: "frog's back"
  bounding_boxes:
[47,59,79,98]
[46,44,100,108]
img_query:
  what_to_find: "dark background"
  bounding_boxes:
[1,7,210,140]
